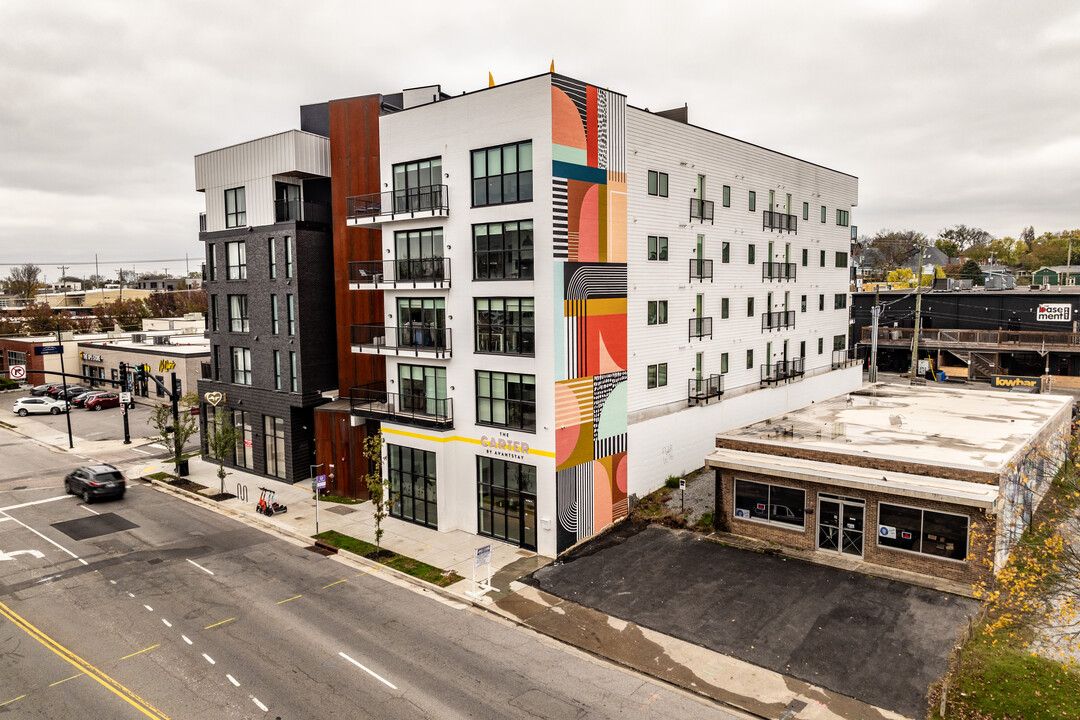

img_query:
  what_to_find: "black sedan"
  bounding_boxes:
[64,464,126,503]
[30,383,62,396]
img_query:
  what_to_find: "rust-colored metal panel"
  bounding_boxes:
[315,407,372,500]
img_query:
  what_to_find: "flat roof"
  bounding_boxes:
[716,383,1073,474]
[705,448,999,509]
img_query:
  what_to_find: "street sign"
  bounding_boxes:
[34,345,63,355]
[679,478,686,491]
[119,391,132,404]
[120,406,126,416]
[9,365,25,380]
[316,474,327,489]
[474,544,492,568]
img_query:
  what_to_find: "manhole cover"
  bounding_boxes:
[51,513,138,541]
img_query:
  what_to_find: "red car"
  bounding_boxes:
[85,393,121,411]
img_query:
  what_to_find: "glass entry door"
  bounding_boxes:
[817,494,865,557]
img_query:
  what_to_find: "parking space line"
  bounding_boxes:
[227,674,240,687]
[0,512,87,566]
[0,496,69,513]
[276,595,301,605]
[252,697,268,712]
[186,559,214,576]
[322,579,347,589]
[120,644,160,661]
[79,505,100,516]
[204,618,234,630]
[202,653,215,665]
[48,674,83,687]
[0,695,25,708]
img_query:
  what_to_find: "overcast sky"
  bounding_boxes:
[2,1,1078,281]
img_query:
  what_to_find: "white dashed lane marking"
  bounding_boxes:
[339,652,398,690]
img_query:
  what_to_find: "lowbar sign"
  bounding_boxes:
[1036,303,1072,322]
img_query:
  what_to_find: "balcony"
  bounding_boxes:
[688,374,724,406]
[689,198,715,224]
[346,185,449,226]
[860,326,1080,352]
[689,258,713,282]
[763,211,798,234]
[689,317,713,340]
[762,262,797,281]
[761,358,805,386]
[350,383,453,430]
[832,347,865,370]
[350,324,451,359]
[349,259,451,290]
[761,310,796,331]
[275,199,331,226]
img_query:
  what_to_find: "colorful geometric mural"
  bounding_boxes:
[551,75,628,553]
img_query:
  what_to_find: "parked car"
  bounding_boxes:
[46,384,82,399]
[71,390,107,408]
[85,393,121,411]
[30,383,62,396]
[56,386,92,402]
[64,464,125,503]
[13,397,68,416]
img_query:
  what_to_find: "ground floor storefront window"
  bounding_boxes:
[233,410,254,470]
[264,415,285,479]
[477,456,536,550]
[733,479,806,528]
[387,445,437,529]
[877,502,968,561]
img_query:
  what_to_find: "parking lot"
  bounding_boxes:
[4,389,158,443]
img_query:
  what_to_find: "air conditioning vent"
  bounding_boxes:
[153,335,171,345]
[131,333,146,343]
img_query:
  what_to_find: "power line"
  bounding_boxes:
[0,258,192,267]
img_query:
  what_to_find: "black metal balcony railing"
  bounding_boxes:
[348,259,451,289]
[761,358,805,386]
[689,316,713,340]
[832,347,865,370]
[761,310,796,331]
[689,258,714,281]
[763,211,798,234]
[275,199,331,225]
[688,374,724,406]
[346,185,449,222]
[762,262,797,281]
[198,213,207,233]
[350,323,452,358]
[689,198,715,224]
[350,383,453,429]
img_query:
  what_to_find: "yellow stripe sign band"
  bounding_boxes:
[381,428,556,458]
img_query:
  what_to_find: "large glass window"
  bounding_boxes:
[264,415,285,479]
[647,170,668,197]
[225,187,246,228]
[647,363,667,389]
[472,141,532,207]
[398,364,447,417]
[475,297,534,355]
[228,294,249,333]
[833,334,847,351]
[647,300,668,325]
[233,410,253,470]
[393,157,443,213]
[226,241,246,280]
[733,479,806,528]
[476,371,535,432]
[834,294,848,309]
[388,445,438,529]
[878,503,968,561]
[231,347,251,385]
[7,350,26,367]
[397,297,446,351]
[473,221,534,280]
[835,251,849,268]
[648,235,668,261]
[477,457,537,550]
[394,228,445,281]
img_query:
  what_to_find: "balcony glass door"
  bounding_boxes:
[398,365,446,417]
[393,158,442,212]
[398,297,445,350]
[275,182,300,222]
[696,234,705,277]
[817,494,865,557]
[394,229,444,282]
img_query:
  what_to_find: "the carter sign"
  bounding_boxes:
[1036,303,1072,322]
[480,435,530,456]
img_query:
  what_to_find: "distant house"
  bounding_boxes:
[903,246,949,275]
[133,275,181,292]
[1032,265,1080,287]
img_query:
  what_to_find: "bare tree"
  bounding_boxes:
[938,224,993,253]
[6,264,42,300]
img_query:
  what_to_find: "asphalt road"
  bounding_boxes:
[1,478,732,718]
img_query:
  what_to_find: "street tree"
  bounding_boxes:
[204,409,241,494]
[363,431,388,559]
[148,391,200,477]
[6,264,42,300]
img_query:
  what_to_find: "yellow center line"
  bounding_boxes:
[0,600,171,719]
[203,618,234,630]
[120,644,160,661]
[0,695,26,708]
[322,579,347,589]
[276,595,302,605]
[49,674,83,687]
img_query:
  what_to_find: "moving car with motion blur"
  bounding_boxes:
[64,464,126,503]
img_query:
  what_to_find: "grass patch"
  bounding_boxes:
[318,494,367,505]
[147,472,172,481]
[314,530,461,588]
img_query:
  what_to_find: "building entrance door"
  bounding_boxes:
[817,493,865,557]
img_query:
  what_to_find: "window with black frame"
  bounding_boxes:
[228,294,248,333]
[226,241,246,280]
[473,221,534,280]
[475,298,534,355]
[388,444,438,529]
[477,456,536,549]
[476,370,535,431]
[393,157,442,213]
[878,503,968,561]
[397,297,446,350]
[472,141,532,207]
[733,479,805,528]
[394,228,444,281]
[225,187,246,228]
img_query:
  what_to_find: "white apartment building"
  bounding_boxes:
[345,73,860,557]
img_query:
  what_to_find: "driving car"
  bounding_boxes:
[64,464,125,503]
[85,393,121,411]
[13,396,68,416]
[71,390,108,408]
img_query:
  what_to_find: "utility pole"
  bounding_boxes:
[869,285,880,383]
[57,265,69,302]
[57,323,73,449]
[909,240,926,384]
[119,361,131,444]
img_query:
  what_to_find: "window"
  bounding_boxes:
[289,351,297,392]
[647,300,668,325]
[747,297,755,317]
[878,503,968,561]
[834,294,848,309]
[268,237,277,279]
[394,228,445,281]
[800,295,807,312]
[820,205,827,223]
[212,345,220,380]
[836,209,850,226]
[284,235,294,278]
[476,370,536,432]
[473,221,534,280]
[477,457,536,549]
[833,334,847,351]
[835,251,848,268]
[233,410,253,470]
[286,294,295,335]
[399,364,447,417]
[800,340,806,358]
[231,347,251,385]
[472,141,532,206]
[389,445,438,529]
[210,295,218,331]
[270,294,279,334]
[802,202,809,221]
[721,353,729,374]
[393,157,442,211]
[647,363,668,389]
[820,250,826,267]
[398,297,446,350]
[228,295,249,333]
[721,298,729,319]
[819,294,825,311]
[273,350,281,390]
[746,349,754,369]
[207,244,217,281]
[647,235,668,261]
[818,337,824,354]
[733,479,806,528]
[647,170,668,197]
[722,185,731,208]
[475,297,534,355]
[226,241,246,280]
[801,248,808,267]
[748,191,756,212]
[748,244,756,264]
[722,241,730,264]
[264,416,285,479]
[225,187,246,228]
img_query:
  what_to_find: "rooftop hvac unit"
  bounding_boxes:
[131,333,146,343]
[182,326,199,334]
[60,331,74,341]
[153,335,171,345]
[183,312,202,321]
[106,331,120,339]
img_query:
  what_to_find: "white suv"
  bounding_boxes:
[13,397,68,416]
